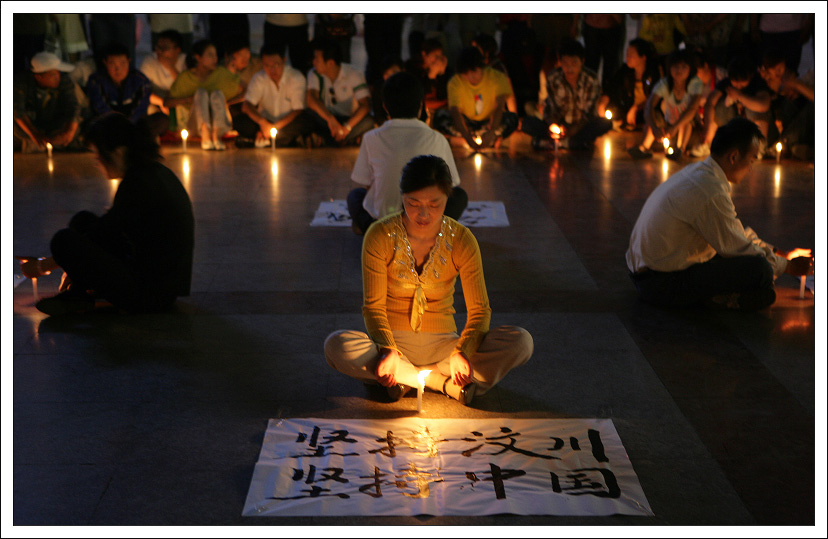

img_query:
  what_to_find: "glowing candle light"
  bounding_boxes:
[181,129,188,153]
[417,370,432,413]
[784,248,812,300]
[799,276,806,299]
[473,136,482,146]
[775,141,782,163]
[474,153,482,170]
[46,142,53,158]
[604,109,612,120]
[662,138,670,151]
[32,277,38,302]
[47,159,54,174]
[270,127,277,151]
[667,147,674,155]
[603,139,611,160]
[549,124,562,138]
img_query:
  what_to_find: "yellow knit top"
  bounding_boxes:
[362,212,491,358]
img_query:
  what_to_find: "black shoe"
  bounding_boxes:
[628,146,652,160]
[35,289,95,316]
[441,378,476,406]
[666,147,682,161]
[234,137,255,149]
[386,384,410,402]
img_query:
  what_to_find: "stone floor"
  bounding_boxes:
[8,129,822,529]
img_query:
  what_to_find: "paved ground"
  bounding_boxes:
[8,129,822,531]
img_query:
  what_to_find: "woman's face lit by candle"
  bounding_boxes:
[402,185,448,233]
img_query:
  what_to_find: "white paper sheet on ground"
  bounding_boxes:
[243,418,652,517]
[310,201,510,227]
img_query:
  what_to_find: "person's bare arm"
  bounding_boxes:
[450,106,480,150]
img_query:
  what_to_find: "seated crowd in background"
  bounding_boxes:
[13,13,816,160]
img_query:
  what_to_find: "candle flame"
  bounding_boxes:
[667,147,674,155]
[662,138,670,150]
[271,127,277,138]
[605,110,612,120]
[474,153,482,169]
[549,124,562,136]
[775,141,782,152]
[181,129,188,141]
[473,136,482,145]
[785,248,812,260]
[46,142,53,151]
[417,369,432,387]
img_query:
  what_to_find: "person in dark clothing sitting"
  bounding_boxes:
[19,112,195,316]
[596,38,661,131]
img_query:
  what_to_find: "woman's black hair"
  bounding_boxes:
[665,48,696,93]
[400,155,453,198]
[85,112,161,168]
[186,39,215,69]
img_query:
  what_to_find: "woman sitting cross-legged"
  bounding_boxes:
[325,155,534,405]
[168,40,244,150]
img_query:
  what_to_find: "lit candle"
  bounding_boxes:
[473,136,482,146]
[46,142,52,158]
[604,109,612,120]
[662,138,670,151]
[799,276,806,299]
[549,124,562,138]
[776,141,782,163]
[32,277,38,302]
[270,127,277,151]
[417,369,432,413]
[181,129,188,153]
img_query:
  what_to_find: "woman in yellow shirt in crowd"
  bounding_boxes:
[168,40,243,150]
[325,155,533,405]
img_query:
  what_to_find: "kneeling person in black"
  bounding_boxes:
[20,112,195,315]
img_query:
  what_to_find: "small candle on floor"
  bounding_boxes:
[271,128,277,150]
[799,275,806,299]
[776,141,782,163]
[417,369,432,413]
[32,277,38,302]
[181,129,188,153]
[46,142,52,158]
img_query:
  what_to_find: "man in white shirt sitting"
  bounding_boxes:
[348,71,467,235]
[139,30,186,133]
[306,38,375,146]
[233,43,313,148]
[626,117,812,311]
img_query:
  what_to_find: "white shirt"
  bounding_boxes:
[307,63,370,117]
[245,66,306,122]
[139,52,187,95]
[626,156,787,276]
[351,118,461,219]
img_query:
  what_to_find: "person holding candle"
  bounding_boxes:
[628,48,704,160]
[325,155,533,404]
[168,40,244,150]
[626,117,812,311]
[13,51,81,153]
[233,44,313,149]
[18,112,194,316]
[520,39,611,152]
[595,38,660,133]
[347,71,467,236]
[442,46,518,151]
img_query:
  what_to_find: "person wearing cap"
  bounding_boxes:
[14,51,81,152]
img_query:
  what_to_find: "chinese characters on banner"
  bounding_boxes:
[242,418,652,517]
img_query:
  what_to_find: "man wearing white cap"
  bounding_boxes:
[14,51,81,152]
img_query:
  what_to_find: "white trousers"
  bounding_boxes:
[188,88,231,134]
[324,326,533,395]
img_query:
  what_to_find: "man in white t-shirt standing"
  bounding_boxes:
[306,38,375,146]
[348,71,467,235]
[234,43,312,148]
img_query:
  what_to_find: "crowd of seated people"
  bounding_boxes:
[13,13,815,160]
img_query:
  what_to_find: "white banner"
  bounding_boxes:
[310,201,509,227]
[243,418,652,517]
